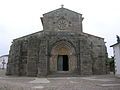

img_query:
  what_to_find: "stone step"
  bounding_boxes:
[47,72,80,77]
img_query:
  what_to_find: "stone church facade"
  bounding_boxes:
[6,7,108,77]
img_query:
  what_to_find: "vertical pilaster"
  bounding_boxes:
[37,40,48,77]
[26,36,39,76]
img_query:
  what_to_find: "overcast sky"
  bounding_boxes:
[0,0,120,57]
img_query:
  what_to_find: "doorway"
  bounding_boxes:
[57,55,69,71]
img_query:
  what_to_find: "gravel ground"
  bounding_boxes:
[0,70,120,90]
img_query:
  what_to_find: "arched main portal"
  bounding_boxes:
[50,41,77,73]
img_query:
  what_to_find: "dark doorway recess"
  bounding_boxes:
[57,55,69,71]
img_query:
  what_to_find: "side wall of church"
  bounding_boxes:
[87,34,107,74]
[6,40,22,76]
[77,33,108,75]
[7,34,49,77]
[79,37,93,75]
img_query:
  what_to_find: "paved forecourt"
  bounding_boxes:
[0,74,120,90]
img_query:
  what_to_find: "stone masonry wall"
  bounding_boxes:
[42,8,83,32]
[26,36,39,76]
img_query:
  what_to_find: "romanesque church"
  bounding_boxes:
[6,6,108,77]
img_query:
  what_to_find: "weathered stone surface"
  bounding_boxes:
[6,7,108,77]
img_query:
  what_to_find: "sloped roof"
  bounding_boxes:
[110,42,120,47]
[13,31,43,41]
[83,32,104,39]
[43,7,82,16]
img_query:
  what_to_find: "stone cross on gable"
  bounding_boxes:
[2,59,6,69]
[61,4,64,8]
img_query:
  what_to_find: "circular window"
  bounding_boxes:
[57,18,68,30]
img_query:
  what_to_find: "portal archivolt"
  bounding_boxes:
[50,41,77,73]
